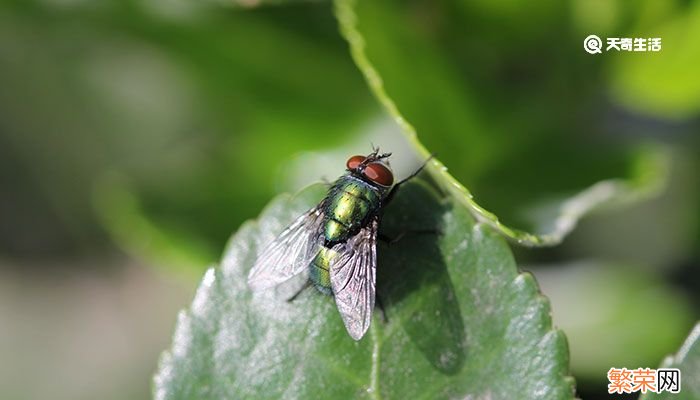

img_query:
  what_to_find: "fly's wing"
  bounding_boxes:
[247,206,325,290]
[330,218,378,340]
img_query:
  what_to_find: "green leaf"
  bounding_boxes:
[154,181,575,399]
[640,322,700,400]
[334,0,670,247]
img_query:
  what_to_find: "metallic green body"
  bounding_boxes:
[309,247,336,295]
[309,175,385,294]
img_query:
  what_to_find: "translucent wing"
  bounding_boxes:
[330,218,378,340]
[248,206,325,290]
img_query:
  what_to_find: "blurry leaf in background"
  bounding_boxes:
[535,261,694,379]
[155,182,575,399]
[610,1,700,120]
[549,149,699,270]
[570,0,620,35]
[571,0,684,38]
[641,323,700,400]
[513,144,670,240]
[0,1,373,268]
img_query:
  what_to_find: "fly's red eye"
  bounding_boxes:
[363,162,394,186]
[346,155,366,170]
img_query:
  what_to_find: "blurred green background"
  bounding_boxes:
[0,0,698,399]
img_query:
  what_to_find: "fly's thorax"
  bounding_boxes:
[322,175,385,243]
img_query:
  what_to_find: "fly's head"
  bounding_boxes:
[345,148,394,189]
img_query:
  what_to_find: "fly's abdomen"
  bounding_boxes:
[309,246,335,295]
[323,177,380,243]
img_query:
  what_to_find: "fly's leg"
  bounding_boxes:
[287,280,313,303]
[383,154,434,206]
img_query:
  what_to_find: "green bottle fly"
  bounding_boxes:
[309,170,389,294]
[248,149,425,340]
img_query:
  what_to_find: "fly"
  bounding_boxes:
[247,148,428,340]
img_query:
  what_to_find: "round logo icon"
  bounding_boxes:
[584,35,603,54]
